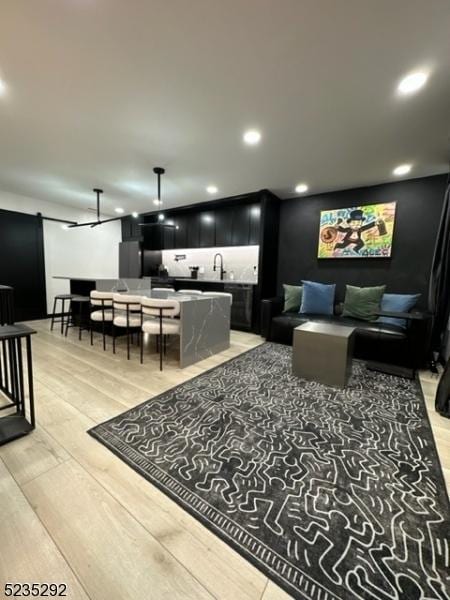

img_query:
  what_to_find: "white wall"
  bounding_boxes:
[0,190,121,313]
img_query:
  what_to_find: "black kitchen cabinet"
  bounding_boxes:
[199,211,216,247]
[122,216,142,241]
[121,217,132,240]
[131,217,142,239]
[168,279,255,331]
[173,213,188,249]
[225,284,254,330]
[231,205,250,246]
[163,224,175,249]
[143,224,162,250]
[186,213,200,248]
[249,204,261,245]
[121,194,264,250]
[215,206,233,247]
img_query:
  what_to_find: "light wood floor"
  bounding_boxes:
[0,321,448,600]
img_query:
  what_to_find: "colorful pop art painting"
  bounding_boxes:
[317,202,396,258]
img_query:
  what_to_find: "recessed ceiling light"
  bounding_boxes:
[131,211,139,218]
[114,207,124,214]
[158,213,165,221]
[393,163,412,176]
[397,71,428,95]
[206,185,218,194]
[153,198,161,206]
[61,224,69,230]
[243,129,261,145]
[295,183,309,194]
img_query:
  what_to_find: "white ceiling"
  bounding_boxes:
[0,0,449,216]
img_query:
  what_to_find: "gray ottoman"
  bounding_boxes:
[292,322,355,388]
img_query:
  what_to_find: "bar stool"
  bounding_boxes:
[178,289,203,295]
[50,294,78,334]
[90,291,114,351]
[140,298,181,370]
[64,296,91,340]
[112,294,142,360]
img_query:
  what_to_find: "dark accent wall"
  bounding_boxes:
[0,209,47,320]
[277,174,447,307]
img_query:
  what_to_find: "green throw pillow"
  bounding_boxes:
[342,285,386,321]
[283,284,303,313]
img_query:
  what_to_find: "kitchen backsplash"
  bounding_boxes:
[161,245,259,283]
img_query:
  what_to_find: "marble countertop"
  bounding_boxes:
[53,276,258,286]
[171,277,258,285]
[125,290,229,303]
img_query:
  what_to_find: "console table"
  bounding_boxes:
[0,324,36,445]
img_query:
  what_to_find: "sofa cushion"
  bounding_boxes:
[272,312,406,344]
[377,293,420,328]
[282,284,303,313]
[342,284,386,321]
[300,280,335,315]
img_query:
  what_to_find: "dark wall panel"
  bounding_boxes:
[0,210,46,320]
[277,175,447,307]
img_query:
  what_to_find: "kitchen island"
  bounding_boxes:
[138,289,231,367]
[53,277,230,367]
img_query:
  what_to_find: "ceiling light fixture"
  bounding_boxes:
[397,71,428,95]
[206,185,218,194]
[132,211,139,218]
[393,163,412,176]
[67,189,124,229]
[115,207,124,214]
[243,129,261,145]
[295,183,309,194]
[158,213,165,221]
[153,198,161,206]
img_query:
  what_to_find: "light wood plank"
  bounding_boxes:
[261,581,293,600]
[0,427,70,485]
[22,459,214,600]
[0,460,89,599]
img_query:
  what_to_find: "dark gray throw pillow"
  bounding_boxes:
[283,284,303,313]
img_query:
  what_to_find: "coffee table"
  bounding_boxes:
[292,322,355,387]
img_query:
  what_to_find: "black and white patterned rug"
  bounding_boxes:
[89,343,450,600]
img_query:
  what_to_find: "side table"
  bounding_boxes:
[0,324,36,445]
[292,322,355,388]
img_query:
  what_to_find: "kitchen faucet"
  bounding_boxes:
[213,253,226,280]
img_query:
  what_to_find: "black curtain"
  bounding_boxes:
[428,178,450,416]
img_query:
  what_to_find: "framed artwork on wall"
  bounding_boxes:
[317,202,396,258]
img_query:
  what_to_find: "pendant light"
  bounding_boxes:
[153,166,165,212]
[138,166,175,230]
